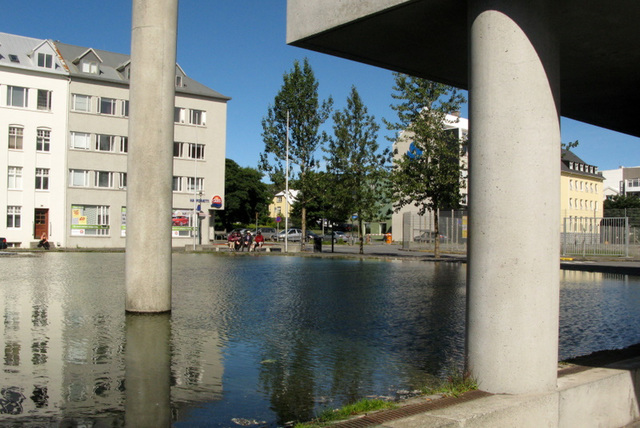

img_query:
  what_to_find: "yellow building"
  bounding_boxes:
[560,150,604,223]
[268,189,299,220]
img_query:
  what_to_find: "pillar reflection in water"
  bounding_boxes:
[125,313,171,427]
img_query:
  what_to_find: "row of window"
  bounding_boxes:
[569,179,599,193]
[67,169,204,193]
[8,126,52,151]
[568,161,597,175]
[7,205,197,238]
[568,198,599,211]
[71,93,206,126]
[4,85,53,110]
[7,167,49,190]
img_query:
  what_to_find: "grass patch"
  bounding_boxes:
[421,370,478,398]
[294,398,397,428]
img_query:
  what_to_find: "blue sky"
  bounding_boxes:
[7,0,638,172]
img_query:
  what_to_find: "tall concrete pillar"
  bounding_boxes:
[126,0,178,313]
[466,0,561,394]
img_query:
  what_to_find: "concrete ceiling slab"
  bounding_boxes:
[287,0,640,138]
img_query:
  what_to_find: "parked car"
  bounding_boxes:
[323,230,349,243]
[257,227,278,241]
[0,237,7,249]
[414,231,446,242]
[278,228,303,242]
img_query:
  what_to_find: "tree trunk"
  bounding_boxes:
[358,217,364,254]
[301,206,306,250]
[434,209,440,258]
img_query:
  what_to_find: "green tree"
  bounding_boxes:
[218,159,271,231]
[324,86,389,254]
[260,58,333,247]
[385,73,466,258]
[604,194,640,209]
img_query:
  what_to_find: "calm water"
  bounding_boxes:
[1,253,639,426]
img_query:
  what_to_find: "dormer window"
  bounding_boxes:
[82,61,99,74]
[37,53,53,68]
[9,54,19,63]
[176,75,183,87]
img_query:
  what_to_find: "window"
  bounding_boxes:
[187,177,203,192]
[176,75,183,87]
[120,136,128,153]
[70,132,91,150]
[189,109,205,125]
[568,198,572,209]
[8,126,23,150]
[9,54,19,63]
[37,53,53,68]
[95,134,114,152]
[174,107,185,123]
[173,141,184,158]
[99,97,116,115]
[172,176,183,192]
[188,143,205,160]
[7,86,28,108]
[121,100,129,117]
[569,180,573,190]
[69,169,89,187]
[7,206,21,228]
[95,171,114,188]
[276,196,283,203]
[35,168,49,190]
[8,167,23,190]
[119,173,127,189]
[72,94,91,112]
[36,128,51,152]
[81,62,98,74]
[37,90,52,111]
[71,205,110,236]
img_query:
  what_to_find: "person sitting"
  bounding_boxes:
[242,231,253,251]
[228,231,241,250]
[37,233,50,250]
[252,231,265,251]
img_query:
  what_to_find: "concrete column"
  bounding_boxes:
[466,0,561,394]
[126,0,178,312]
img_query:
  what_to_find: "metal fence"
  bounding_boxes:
[401,211,635,257]
[402,209,468,252]
[561,217,629,257]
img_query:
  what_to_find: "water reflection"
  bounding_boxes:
[0,254,639,426]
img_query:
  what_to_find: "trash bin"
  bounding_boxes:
[313,236,322,252]
[385,233,392,244]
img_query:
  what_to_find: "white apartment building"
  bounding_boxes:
[390,113,468,241]
[1,32,229,248]
[601,166,640,199]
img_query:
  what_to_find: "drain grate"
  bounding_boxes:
[330,390,492,427]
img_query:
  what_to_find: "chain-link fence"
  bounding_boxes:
[402,209,468,252]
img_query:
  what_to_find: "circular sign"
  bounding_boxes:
[211,195,222,208]
[276,216,282,223]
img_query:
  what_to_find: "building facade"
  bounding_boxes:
[1,32,229,248]
[560,150,604,223]
[268,189,299,221]
[601,166,640,199]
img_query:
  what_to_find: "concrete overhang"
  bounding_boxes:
[287,0,640,138]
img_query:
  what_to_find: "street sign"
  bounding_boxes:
[276,216,282,223]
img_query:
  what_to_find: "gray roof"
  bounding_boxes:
[561,150,603,180]
[0,32,66,75]
[53,41,230,101]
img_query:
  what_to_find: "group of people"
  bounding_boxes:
[227,230,264,252]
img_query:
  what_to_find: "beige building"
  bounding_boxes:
[560,150,604,224]
[268,189,299,220]
[1,32,229,248]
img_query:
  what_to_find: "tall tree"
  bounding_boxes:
[385,73,466,258]
[260,58,333,247]
[218,159,271,231]
[325,86,389,254]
